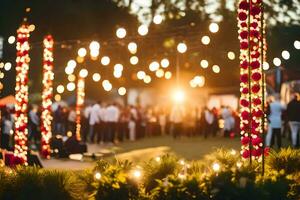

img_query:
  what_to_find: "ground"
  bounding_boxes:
[43,136,241,170]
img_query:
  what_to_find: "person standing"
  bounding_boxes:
[221,106,235,137]
[170,105,185,139]
[287,93,300,148]
[105,103,120,143]
[204,107,214,138]
[89,102,101,143]
[1,109,13,150]
[266,94,285,148]
[29,105,40,147]
[67,107,77,135]
[82,104,92,142]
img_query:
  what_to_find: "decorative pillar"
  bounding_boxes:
[41,35,54,159]
[14,24,31,164]
[238,0,265,162]
[75,77,85,141]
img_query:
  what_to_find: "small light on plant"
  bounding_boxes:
[133,169,142,179]
[95,172,102,180]
[155,156,161,162]
[236,162,242,168]
[179,159,185,165]
[230,149,237,155]
[178,172,186,180]
[212,163,220,172]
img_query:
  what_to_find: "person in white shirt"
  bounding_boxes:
[204,107,214,138]
[105,103,120,143]
[67,107,76,135]
[170,105,185,139]
[89,102,101,143]
[221,106,235,137]
[266,94,286,148]
[82,104,92,142]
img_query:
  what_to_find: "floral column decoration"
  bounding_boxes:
[75,77,85,141]
[41,35,54,159]
[238,0,266,162]
[14,24,31,164]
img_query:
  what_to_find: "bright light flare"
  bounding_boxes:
[209,23,219,33]
[138,24,148,36]
[212,163,220,172]
[78,48,87,57]
[201,36,210,45]
[172,89,185,103]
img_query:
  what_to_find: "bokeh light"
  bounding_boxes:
[68,74,76,82]
[209,23,219,33]
[128,42,137,54]
[116,27,126,39]
[201,36,210,45]
[144,75,151,83]
[273,57,281,66]
[78,48,87,57]
[67,82,76,91]
[92,73,101,82]
[8,36,15,44]
[4,62,12,71]
[212,65,220,73]
[227,51,235,60]
[118,87,127,96]
[149,61,160,71]
[294,40,300,49]
[281,50,290,60]
[200,60,209,68]
[161,58,170,68]
[153,15,163,24]
[177,42,187,53]
[156,69,164,78]
[57,85,65,94]
[130,56,139,65]
[138,24,148,36]
[165,71,172,79]
[137,71,146,80]
[101,56,110,66]
[114,64,124,72]
[263,62,270,70]
[79,69,88,78]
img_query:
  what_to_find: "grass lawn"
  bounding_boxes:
[110,136,241,163]
[43,135,291,169]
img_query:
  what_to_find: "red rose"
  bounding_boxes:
[242,150,250,158]
[240,74,248,83]
[251,84,260,93]
[238,12,248,21]
[252,137,263,146]
[240,60,248,69]
[251,61,260,69]
[242,87,249,94]
[250,22,258,28]
[251,6,261,16]
[241,111,249,120]
[253,98,262,105]
[240,41,248,49]
[251,72,262,81]
[250,30,260,38]
[240,30,248,39]
[240,99,249,107]
[239,1,249,10]
[241,136,250,145]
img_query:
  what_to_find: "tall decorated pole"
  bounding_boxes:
[238,0,266,164]
[75,76,85,141]
[40,35,54,159]
[14,24,31,164]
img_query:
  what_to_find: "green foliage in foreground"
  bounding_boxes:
[0,148,300,200]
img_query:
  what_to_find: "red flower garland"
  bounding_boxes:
[14,24,31,164]
[40,35,54,159]
[238,0,265,161]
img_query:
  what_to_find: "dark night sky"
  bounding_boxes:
[0,0,300,101]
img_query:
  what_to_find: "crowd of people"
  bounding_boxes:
[1,93,300,152]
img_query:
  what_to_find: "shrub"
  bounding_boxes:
[142,154,179,193]
[151,174,208,200]
[92,160,141,200]
[267,148,300,174]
